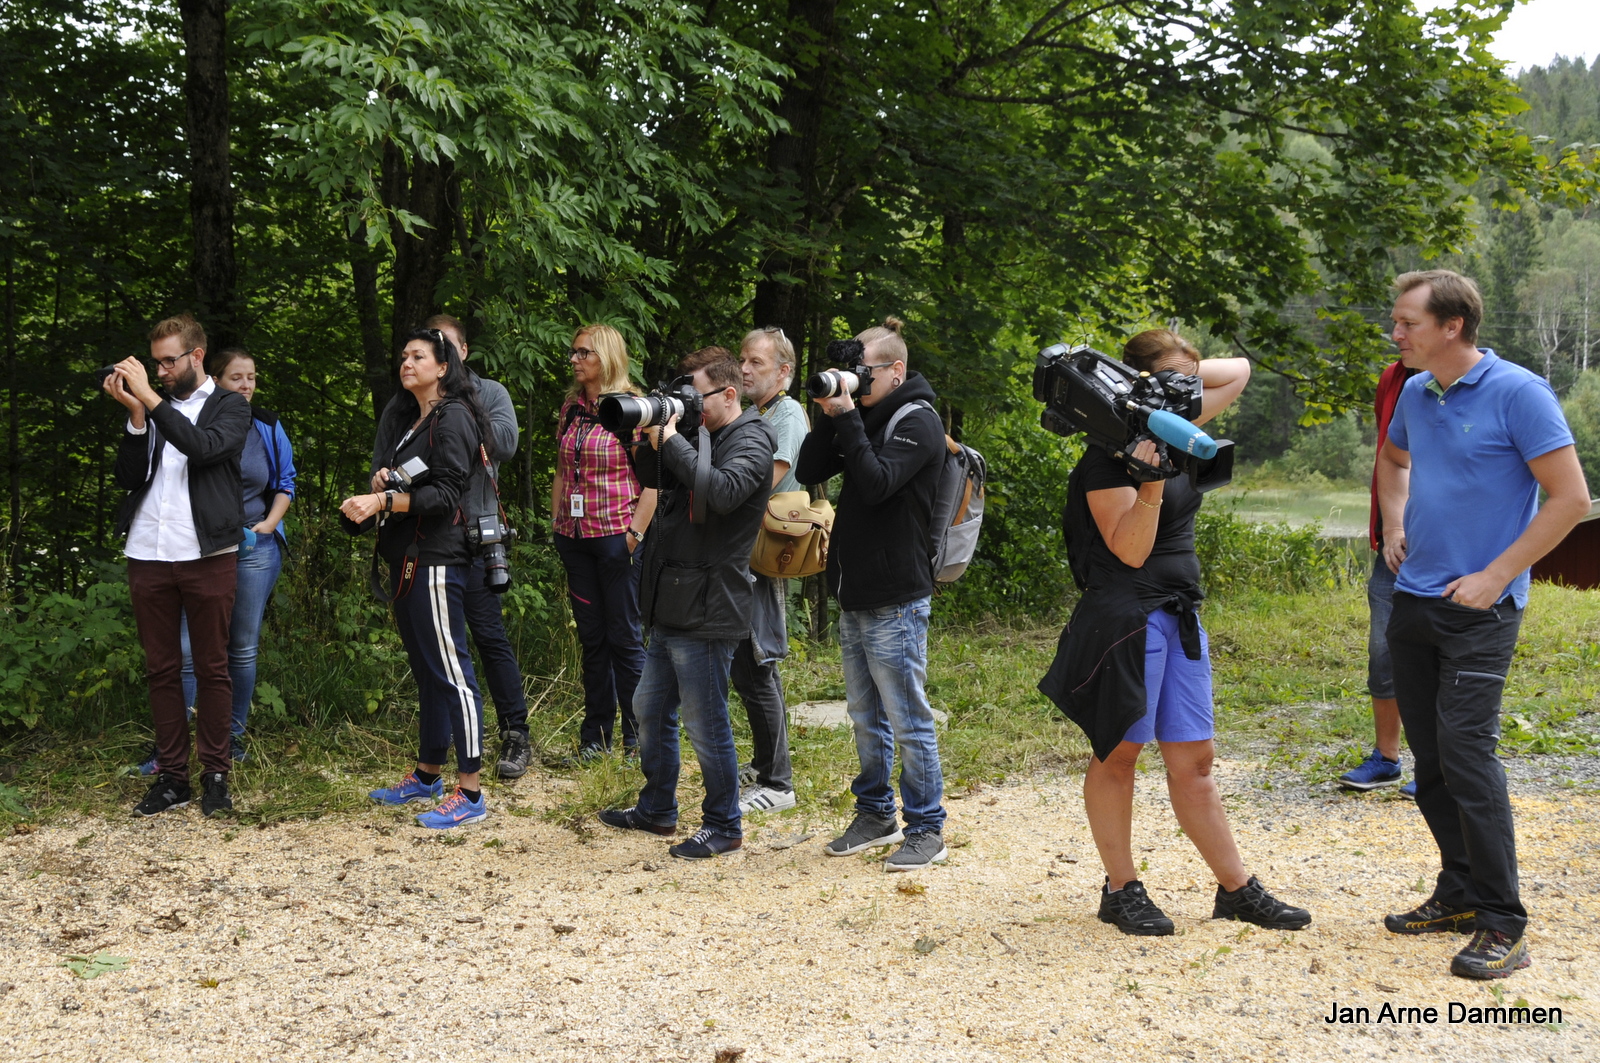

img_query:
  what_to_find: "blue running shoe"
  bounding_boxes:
[369,772,444,806]
[415,788,487,830]
[1399,779,1417,800]
[1338,749,1402,791]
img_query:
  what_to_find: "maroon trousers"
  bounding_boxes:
[128,553,238,780]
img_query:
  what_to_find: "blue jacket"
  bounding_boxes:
[252,406,297,548]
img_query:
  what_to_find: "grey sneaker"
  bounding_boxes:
[737,761,759,788]
[496,731,532,780]
[884,831,948,872]
[824,812,903,856]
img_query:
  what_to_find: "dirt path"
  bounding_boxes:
[1,762,1595,1062]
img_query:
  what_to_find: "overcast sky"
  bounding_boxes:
[1486,0,1598,71]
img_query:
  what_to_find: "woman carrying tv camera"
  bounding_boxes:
[341,328,497,829]
[1041,329,1311,935]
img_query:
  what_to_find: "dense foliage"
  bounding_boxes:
[3,2,1596,734]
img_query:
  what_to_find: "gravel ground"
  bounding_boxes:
[1,759,1595,1063]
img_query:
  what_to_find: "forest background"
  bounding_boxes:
[2,1,1599,777]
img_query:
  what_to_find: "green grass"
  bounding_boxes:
[2,583,1597,828]
[1206,483,1371,538]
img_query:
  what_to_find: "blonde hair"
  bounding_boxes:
[855,315,908,364]
[566,324,637,399]
[1122,329,1199,374]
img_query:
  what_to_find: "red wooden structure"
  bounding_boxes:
[1531,499,1600,590]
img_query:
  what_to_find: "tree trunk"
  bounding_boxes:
[3,247,17,590]
[752,0,839,355]
[349,226,391,419]
[178,0,236,351]
[383,144,457,355]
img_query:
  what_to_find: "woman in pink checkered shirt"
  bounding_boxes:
[551,324,658,764]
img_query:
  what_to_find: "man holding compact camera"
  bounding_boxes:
[104,313,251,818]
[795,316,951,872]
[370,314,530,780]
[599,346,776,859]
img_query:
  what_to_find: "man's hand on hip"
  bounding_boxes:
[1442,570,1507,610]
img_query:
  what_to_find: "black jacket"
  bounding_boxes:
[367,399,481,566]
[632,407,775,640]
[114,386,251,556]
[372,366,518,474]
[795,372,944,611]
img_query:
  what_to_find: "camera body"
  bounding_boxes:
[1032,343,1234,492]
[804,338,876,400]
[382,455,430,492]
[598,377,703,434]
[465,513,516,594]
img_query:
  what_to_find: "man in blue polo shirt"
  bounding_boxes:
[1375,269,1589,981]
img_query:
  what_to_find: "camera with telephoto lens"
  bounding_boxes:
[805,338,877,400]
[382,455,430,492]
[1032,343,1234,492]
[597,376,703,433]
[465,514,516,594]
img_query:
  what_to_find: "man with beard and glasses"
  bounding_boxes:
[104,314,252,818]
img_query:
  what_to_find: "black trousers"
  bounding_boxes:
[731,639,793,791]
[1387,592,1526,937]
[555,531,643,750]
[462,556,528,738]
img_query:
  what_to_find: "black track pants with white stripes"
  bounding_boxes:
[392,563,485,774]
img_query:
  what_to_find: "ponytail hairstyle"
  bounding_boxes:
[380,327,498,461]
[855,315,909,365]
[1122,329,1200,375]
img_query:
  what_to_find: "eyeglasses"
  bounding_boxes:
[151,347,198,371]
[861,361,897,372]
[568,347,597,361]
[698,386,736,400]
[757,325,787,338]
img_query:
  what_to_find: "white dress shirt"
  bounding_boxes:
[124,376,235,561]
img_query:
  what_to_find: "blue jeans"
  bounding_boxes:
[1366,550,1398,699]
[181,535,283,739]
[838,597,946,834]
[631,631,742,838]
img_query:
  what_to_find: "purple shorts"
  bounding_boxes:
[1121,607,1214,745]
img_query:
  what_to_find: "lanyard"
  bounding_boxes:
[567,406,602,485]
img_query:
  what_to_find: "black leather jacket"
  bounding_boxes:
[114,387,251,556]
[632,407,775,640]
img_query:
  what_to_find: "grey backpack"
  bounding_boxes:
[882,400,987,583]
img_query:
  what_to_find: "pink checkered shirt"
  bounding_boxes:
[553,397,641,539]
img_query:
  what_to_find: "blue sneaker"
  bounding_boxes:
[369,772,444,805]
[415,788,487,830]
[1338,749,1402,791]
[1399,780,1417,800]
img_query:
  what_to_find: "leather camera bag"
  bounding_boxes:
[750,491,835,579]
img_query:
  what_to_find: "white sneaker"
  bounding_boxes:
[739,785,797,815]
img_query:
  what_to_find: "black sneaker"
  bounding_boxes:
[884,831,948,872]
[496,732,532,780]
[557,743,606,769]
[1098,879,1175,936]
[1384,898,1477,935]
[200,772,233,817]
[230,735,247,764]
[669,828,743,860]
[824,812,904,856]
[1212,876,1311,930]
[597,806,676,837]
[132,773,192,817]
[1450,929,1530,979]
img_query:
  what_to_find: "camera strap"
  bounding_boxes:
[689,426,711,524]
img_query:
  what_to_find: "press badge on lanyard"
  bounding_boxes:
[569,493,585,518]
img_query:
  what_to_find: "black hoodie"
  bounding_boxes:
[795,371,944,611]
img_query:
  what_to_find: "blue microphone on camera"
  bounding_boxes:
[1143,408,1219,460]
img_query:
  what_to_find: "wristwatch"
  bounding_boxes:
[626,527,643,545]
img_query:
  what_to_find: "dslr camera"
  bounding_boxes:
[1032,343,1234,492]
[805,339,876,399]
[381,455,431,492]
[598,376,703,433]
[465,514,515,594]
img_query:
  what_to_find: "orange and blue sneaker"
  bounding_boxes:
[369,772,443,806]
[415,787,487,829]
